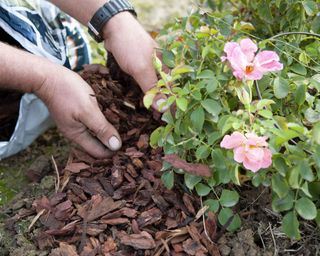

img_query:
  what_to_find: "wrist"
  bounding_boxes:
[0,42,51,94]
[33,65,71,104]
[88,0,136,43]
[102,11,136,45]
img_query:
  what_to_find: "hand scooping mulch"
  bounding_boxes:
[2,64,221,256]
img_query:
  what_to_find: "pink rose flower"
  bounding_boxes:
[220,131,272,172]
[222,38,283,80]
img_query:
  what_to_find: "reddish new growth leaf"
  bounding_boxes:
[163,154,212,177]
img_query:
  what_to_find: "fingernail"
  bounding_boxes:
[156,99,168,111]
[108,136,121,151]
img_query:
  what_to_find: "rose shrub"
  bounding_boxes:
[144,0,320,239]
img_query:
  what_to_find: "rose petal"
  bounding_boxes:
[246,133,268,147]
[239,38,257,62]
[244,68,263,81]
[243,157,261,172]
[255,51,283,72]
[220,132,246,149]
[233,70,245,80]
[245,147,265,162]
[260,148,272,168]
[228,46,249,72]
[224,42,239,57]
[233,146,245,163]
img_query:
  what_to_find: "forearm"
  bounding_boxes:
[49,0,107,25]
[49,0,135,40]
[0,42,58,94]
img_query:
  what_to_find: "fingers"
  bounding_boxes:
[152,94,169,112]
[72,129,114,159]
[80,108,122,152]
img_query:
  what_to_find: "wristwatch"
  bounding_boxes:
[88,0,137,42]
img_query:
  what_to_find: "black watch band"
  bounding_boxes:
[88,0,137,42]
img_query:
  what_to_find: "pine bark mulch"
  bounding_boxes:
[4,64,220,256]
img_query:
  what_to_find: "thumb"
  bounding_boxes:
[80,109,122,151]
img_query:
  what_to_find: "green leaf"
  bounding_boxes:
[217,14,233,36]
[227,214,241,232]
[258,109,273,119]
[309,181,320,198]
[256,99,275,110]
[196,145,210,159]
[150,127,163,148]
[273,156,288,176]
[153,53,163,72]
[190,107,205,132]
[197,69,215,79]
[143,93,156,109]
[176,97,188,112]
[316,210,320,227]
[314,146,320,170]
[272,173,289,198]
[162,49,176,68]
[204,199,220,213]
[206,78,219,93]
[172,65,194,76]
[220,189,239,207]
[282,211,300,240]
[161,171,174,190]
[161,111,174,124]
[218,208,241,232]
[212,149,230,184]
[294,84,306,106]
[289,166,301,189]
[299,51,310,65]
[257,0,273,23]
[301,182,313,198]
[218,115,236,135]
[201,99,222,116]
[184,173,202,190]
[312,122,320,145]
[295,197,317,220]
[272,191,294,212]
[195,183,211,196]
[201,45,211,58]
[208,132,221,145]
[252,173,264,187]
[274,77,289,99]
[231,165,241,186]
[312,16,320,33]
[302,0,318,16]
[299,160,315,182]
[290,63,307,76]
[305,108,320,123]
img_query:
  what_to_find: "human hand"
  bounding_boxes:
[35,66,121,158]
[102,12,167,111]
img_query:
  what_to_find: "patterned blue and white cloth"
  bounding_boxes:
[0,0,91,159]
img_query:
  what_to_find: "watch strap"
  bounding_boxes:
[88,0,136,42]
